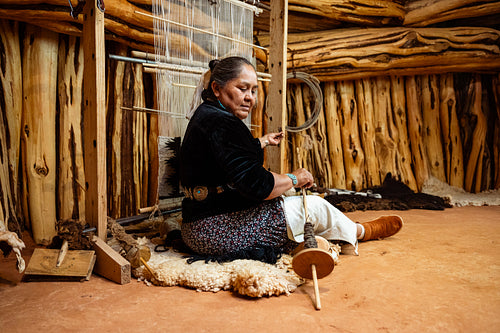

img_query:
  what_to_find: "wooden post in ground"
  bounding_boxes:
[83,0,107,239]
[266,0,288,174]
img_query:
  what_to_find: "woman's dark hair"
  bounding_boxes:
[201,56,255,102]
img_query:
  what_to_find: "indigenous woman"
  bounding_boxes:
[180,56,402,262]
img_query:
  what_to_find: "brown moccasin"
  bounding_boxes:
[359,215,403,241]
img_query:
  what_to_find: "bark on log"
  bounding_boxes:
[390,76,418,191]
[0,20,22,233]
[286,0,405,26]
[258,27,500,82]
[493,74,500,189]
[355,78,380,188]
[108,45,127,218]
[464,74,487,193]
[420,74,446,182]
[58,35,85,222]
[406,76,429,191]
[147,74,159,206]
[302,84,332,188]
[288,84,308,172]
[133,63,148,210]
[439,73,464,188]
[22,25,58,244]
[405,0,500,27]
[338,81,364,191]
[372,77,398,182]
[323,82,346,189]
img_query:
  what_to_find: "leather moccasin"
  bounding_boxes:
[359,215,403,241]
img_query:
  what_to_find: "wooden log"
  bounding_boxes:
[302,84,332,188]
[405,0,500,27]
[147,74,159,206]
[83,0,107,239]
[406,76,429,191]
[355,78,380,188]
[108,45,127,218]
[420,74,446,182]
[0,20,22,233]
[132,63,148,209]
[57,35,85,221]
[266,0,288,174]
[390,76,418,191]
[493,74,500,189]
[338,81,364,191]
[288,84,308,171]
[259,27,500,82]
[323,82,346,189]
[22,25,58,244]
[439,73,464,188]
[287,0,404,26]
[464,74,487,193]
[372,76,398,182]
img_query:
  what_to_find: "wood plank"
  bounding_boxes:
[83,0,107,239]
[92,235,131,285]
[266,0,288,174]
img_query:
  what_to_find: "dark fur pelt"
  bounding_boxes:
[324,174,452,212]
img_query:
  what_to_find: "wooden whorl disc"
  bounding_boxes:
[292,248,335,280]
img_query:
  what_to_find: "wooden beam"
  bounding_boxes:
[266,0,288,174]
[83,1,107,239]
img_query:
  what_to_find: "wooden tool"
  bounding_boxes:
[24,240,96,281]
[292,188,335,310]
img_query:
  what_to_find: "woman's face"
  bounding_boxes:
[212,64,258,120]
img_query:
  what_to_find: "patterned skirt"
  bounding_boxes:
[181,198,291,258]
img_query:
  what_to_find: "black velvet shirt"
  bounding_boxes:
[180,101,275,222]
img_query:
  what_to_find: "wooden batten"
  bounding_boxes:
[22,25,58,244]
[323,82,346,189]
[406,76,429,191]
[0,20,22,232]
[58,35,85,221]
[338,81,364,191]
[390,76,417,191]
[421,75,446,182]
[356,79,380,188]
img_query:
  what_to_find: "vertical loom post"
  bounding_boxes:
[83,0,107,239]
[266,0,288,174]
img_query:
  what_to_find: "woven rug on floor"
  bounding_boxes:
[133,238,340,298]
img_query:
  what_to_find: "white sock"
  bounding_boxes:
[357,224,365,240]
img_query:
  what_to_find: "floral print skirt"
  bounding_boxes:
[181,198,290,256]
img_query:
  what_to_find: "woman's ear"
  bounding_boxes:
[211,81,220,98]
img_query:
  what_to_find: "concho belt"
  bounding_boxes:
[184,186,225,201]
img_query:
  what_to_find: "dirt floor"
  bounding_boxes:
[1,206,500,332]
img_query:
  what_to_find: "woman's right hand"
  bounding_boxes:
[292,168,314,188]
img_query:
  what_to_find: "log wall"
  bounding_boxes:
[284,73,500,193]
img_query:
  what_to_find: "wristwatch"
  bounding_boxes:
[286,173,298,186]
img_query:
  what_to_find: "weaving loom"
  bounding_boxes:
[149,0,263,198]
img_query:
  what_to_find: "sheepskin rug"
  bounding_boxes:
[422,176,500,207]
[134,238,340,297]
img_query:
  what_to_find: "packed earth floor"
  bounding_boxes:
[1,206,499,332]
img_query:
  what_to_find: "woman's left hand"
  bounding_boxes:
[260,132,284,148]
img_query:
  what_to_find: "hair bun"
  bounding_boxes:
[208,59,220,71]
